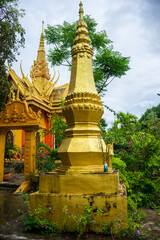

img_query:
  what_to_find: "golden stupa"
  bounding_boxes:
[29,2,127,230]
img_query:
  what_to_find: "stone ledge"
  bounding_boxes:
[39,171,120,195]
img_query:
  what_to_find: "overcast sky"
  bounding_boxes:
[12,0,160,127]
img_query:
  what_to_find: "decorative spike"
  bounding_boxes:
[53,70,60,86]
[16,84,20,100]
[7,60,11,70]
[20,60,24,78]
[50,69,56,82]
[79,1,84,20]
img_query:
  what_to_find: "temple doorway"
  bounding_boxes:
[0,91,45,193]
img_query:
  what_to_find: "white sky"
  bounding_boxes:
[12,0,160,127]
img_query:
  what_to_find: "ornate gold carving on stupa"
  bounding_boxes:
[71,2,93,61]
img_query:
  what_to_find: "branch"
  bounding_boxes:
[54,43,71,67]
[61,64,71,67]
[98,76,115,94]
[104,104,117,116]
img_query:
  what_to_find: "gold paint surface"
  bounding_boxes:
[39,171,120,194]
[30,192,127,231]
[58,2,105,172]
[0,131,6,181]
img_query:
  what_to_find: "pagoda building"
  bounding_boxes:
[7,22,69,150]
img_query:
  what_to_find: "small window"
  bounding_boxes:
[5,131,14,147]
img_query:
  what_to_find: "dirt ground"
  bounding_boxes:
[142,209,160,240]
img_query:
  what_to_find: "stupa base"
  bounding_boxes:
[29,171,127,231]
[30,192,127,231]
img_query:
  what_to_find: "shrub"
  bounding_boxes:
[5,145,22,161]
[24,205,58,235]
[62,203,103,237]
[36,142,59,173]
[13,161,24,173]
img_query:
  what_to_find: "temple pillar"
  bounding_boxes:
[0,130,6,182]
[14,129,36,194]
[24,129,36,180]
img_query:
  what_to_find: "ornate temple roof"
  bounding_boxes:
[7,21,69,114]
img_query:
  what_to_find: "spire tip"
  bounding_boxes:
[42,21,44,34]
[79,1,84,20]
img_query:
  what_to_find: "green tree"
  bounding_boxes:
[0,78,10,112]
[139,103,160,125]
[139,104,160,139]
[0,0,25,111]
[106,112,160,208]
[44,114,68,148]
[113,112,141,136]
[45,15,130,96]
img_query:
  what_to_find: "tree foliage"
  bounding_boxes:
[45,15,130,96]
[36,142,58,173]
[106,111,160,209]
[0,78,10,112]
[139,103,160,127]
[45,114,68,148]
[0,0,25,111]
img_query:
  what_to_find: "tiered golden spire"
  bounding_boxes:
[37,21,45,61]
[30,21,51,87]
[73,1,91,52]
[58,2,105,174]
[68,1,96,95]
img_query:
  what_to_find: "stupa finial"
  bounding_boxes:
[79,1,84,20]
[42,21,44,34]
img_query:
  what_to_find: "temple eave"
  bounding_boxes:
[26,98,62,113]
